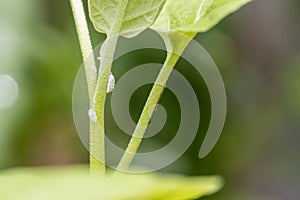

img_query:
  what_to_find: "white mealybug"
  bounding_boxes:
[88,108,97,122]
[107,73,115,93]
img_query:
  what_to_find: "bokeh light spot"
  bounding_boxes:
[0,74,19,109]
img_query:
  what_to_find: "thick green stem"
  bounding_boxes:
[90,37,118,174]
[116,52,180,171]
[90,0,129,174]
[69,0,97,99]
[70,0,103,174]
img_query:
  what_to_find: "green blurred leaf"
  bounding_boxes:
[88,0,166,38]
[0,166,223,200]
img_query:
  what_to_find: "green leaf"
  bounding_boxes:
[88,0,166,38]
[150,0,252,55]
[0,166,223,200]
[151,0,252,33]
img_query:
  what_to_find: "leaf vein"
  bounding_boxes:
[123,8,158,23]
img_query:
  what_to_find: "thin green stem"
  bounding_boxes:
[69,0,97,99]
[90,0,129,174]
[116,52,180,171]
[116,31,195,172]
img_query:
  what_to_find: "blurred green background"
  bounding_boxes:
[0,0,300,199]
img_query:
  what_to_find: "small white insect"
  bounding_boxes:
[88,108,97,122]
[107,73,115,93]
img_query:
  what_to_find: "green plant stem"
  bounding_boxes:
[116,52,180,171]
[70,0,104,175]
[69,0,97,98]
[70,0,103,175]
[91,0,129,174]
[116,31,195,171]
[90,37,118,174]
